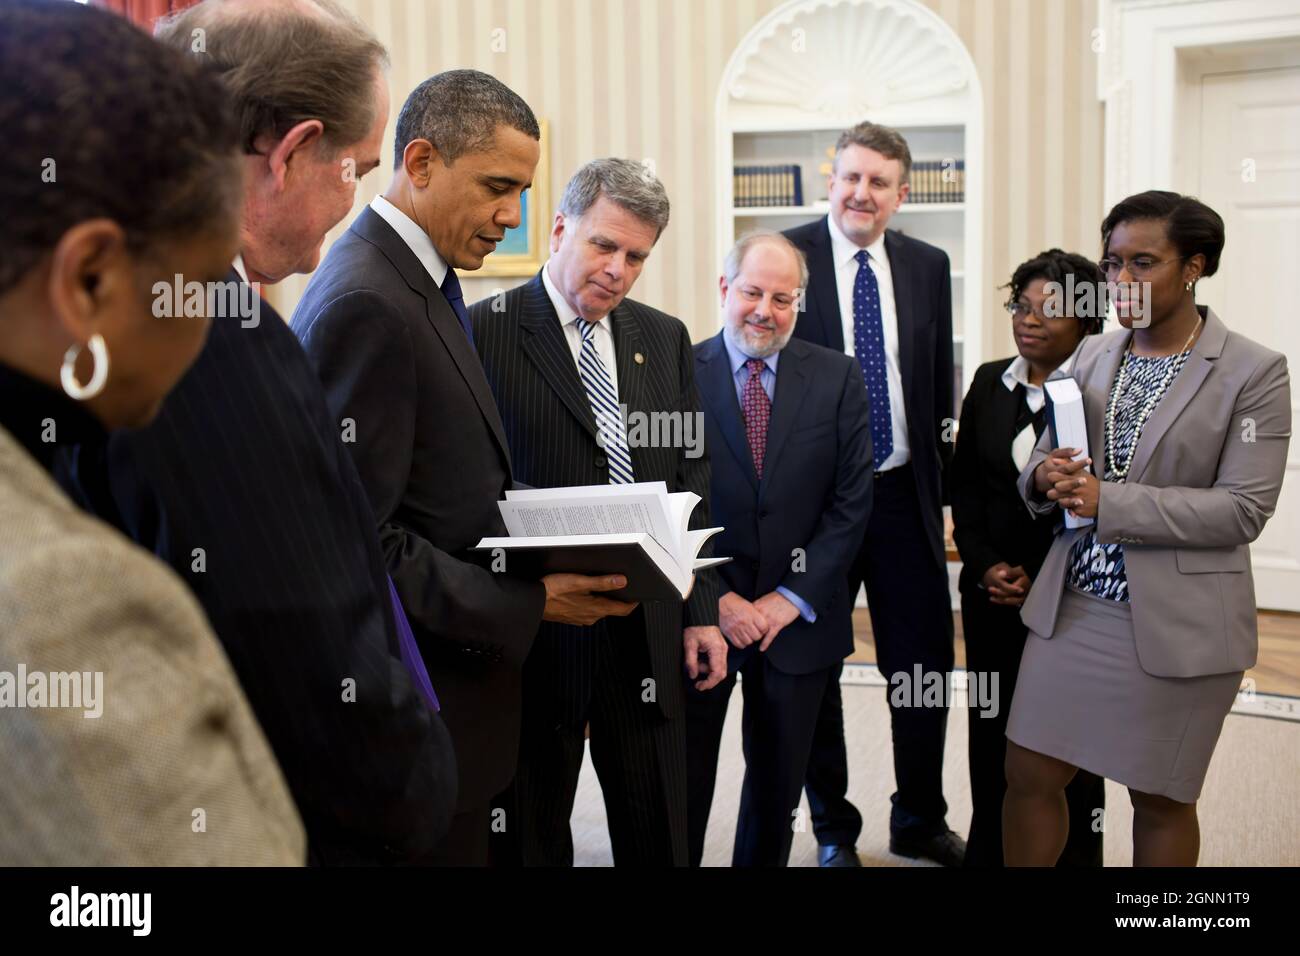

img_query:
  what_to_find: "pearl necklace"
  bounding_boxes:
[1105,317,1202,481]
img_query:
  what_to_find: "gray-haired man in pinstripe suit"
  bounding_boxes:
[471,159,727,866]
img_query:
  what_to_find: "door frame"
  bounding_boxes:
[1098,0,1300,609]
[1097,0,1300,208]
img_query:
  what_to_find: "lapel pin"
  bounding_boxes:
[634,352,645,365]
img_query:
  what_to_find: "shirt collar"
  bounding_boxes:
[1000,343,1080,393]
[231,254,249,284]
[826,213,889,271]
[721,327,780,378]
[543,259,612,333]
[370,194,449,287]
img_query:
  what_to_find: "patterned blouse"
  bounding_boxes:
[1066,351,1190,600]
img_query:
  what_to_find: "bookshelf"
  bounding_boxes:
[715,0,985,415]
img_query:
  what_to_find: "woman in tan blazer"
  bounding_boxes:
[0,0,303,864]
[1003,191,1290,866]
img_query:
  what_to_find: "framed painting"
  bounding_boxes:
[475,119,551,278]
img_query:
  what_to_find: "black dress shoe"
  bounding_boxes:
[818,844,861,867]
[889,829,967,867]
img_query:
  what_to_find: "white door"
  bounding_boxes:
[1192,46,1300,610]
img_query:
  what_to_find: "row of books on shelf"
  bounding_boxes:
[909,159,965,204]
[732,159,968,208]
[733,164,803,207]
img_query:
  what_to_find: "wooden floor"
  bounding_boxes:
[848,608,1300,697]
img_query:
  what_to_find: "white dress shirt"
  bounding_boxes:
[543,259,620,397]
[1000,347,1079,472]
[231,253,249,284]
[370,194,450,288]
[826,215,910,470]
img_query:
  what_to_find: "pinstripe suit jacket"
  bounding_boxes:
[469,272,721,721]
[56,270,457,863]
[1,410,303,865]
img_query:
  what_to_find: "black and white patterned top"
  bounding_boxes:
[1066,352,1188,601]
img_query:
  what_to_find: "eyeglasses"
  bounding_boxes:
[1097,255,1186,280]
[1004,301,1075,321]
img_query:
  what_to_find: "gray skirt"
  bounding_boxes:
[1006,586,1242,803]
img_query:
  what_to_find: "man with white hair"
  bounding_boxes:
[685,231,873,866]
[58,0,457,865]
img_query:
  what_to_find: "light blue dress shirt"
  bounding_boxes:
[722,332,817,624]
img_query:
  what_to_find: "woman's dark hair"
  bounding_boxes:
[1100,190,1225,280]
[0,0,242,296]
[1004,248,1107,336]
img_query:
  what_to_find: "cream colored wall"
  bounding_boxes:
[271,0,1104,369]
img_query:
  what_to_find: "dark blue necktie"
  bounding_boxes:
[852,249,894,466]
[439,267,475,350]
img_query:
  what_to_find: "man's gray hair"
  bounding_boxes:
[834,120,913,185]
[723,231,808,290]
[156,0,390,155]
[557,158,671,241]
[394,69,539,167]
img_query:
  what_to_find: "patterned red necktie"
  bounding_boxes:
[741,358,771,479]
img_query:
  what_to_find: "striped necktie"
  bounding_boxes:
[577,318,634,484]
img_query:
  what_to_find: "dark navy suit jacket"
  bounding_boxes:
[57,269,457,865]
[783,218,954,569]
[694,332,873,674]
[290,210,547,813]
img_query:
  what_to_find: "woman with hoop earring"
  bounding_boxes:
[1002,191,1291,866]
[0,0,302,864]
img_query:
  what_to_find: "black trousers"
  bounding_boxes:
[491,621,688,866]
[424,803,491,866]
[685,645,840,866]
[961,590,1104,867]
[805,463,955,845]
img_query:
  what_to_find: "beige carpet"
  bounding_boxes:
[570,681,1300,866]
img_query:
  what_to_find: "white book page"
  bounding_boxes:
[499,487,676,554]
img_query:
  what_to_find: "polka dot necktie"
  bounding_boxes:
[853,249,893,466]
[741,358,771,479]
[577,319,634,484]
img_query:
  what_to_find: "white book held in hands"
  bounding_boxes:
[1043,376,1094,530]
[473,481,728,603]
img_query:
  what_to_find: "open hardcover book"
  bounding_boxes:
[473,481,729,602]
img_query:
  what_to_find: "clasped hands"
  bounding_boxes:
[1033,446,1099,520]
[718,590,801,653]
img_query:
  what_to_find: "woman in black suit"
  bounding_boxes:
[951,249,1107,866]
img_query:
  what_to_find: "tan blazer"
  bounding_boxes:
[0,424,305,865]
[1018,308,1291,678]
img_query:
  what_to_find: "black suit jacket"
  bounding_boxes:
[694,333,873,674]
[290,209,547,812]
[950,357,1060,595]
[467,273,720,721]
[56,270,457,865]
[783,217,954,569]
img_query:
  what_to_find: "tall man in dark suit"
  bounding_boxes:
[292,73,636,866]
[469,159,727,866]
[783,121,964,866]
[56,0,458,865]
[686,232,873,866]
